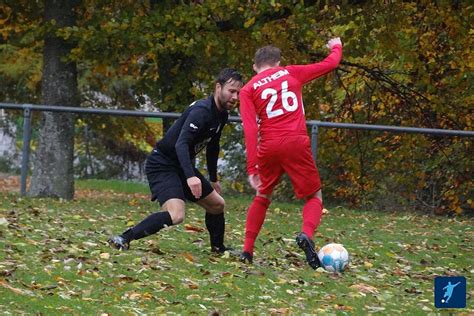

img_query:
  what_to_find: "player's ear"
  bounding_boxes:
[215,82,221,93]
[253,64,258,73]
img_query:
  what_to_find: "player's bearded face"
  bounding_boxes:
[217,79,242,111]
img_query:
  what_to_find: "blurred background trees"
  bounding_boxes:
[1,1,472,213]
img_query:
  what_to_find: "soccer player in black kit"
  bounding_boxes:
[108,68,243,253]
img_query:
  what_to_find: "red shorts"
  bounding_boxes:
[257,135,321,199]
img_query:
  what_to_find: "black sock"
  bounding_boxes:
[121,211,173,241]
[205,212,225,249]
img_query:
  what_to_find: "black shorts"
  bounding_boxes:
[145,149,214,205]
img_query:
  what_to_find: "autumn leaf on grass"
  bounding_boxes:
[350,283,379,294]
[184,224,204,233]
[122,291,152,301]
[128,199,139,206]
[392,267,407,276]
[268,308,289,314]
[366,306,386,312]
[335,304,353,311]
[182,278,199,289]
[186,294,201,300]
[82,241,98,248]
[0,279,35,296]
[183,252,195,264]
[117,274,138,283]
[405,287,422,294]
[364,261,373,268]
[100,252,110,260]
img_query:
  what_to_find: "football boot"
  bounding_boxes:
[296,232,321,269]
[239,251,253,264]
[108,235,130,250]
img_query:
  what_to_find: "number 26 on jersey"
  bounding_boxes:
[261,80,298,119]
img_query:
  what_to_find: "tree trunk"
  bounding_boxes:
[29,0,79,199]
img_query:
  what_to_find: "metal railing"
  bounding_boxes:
[1,102,474,196]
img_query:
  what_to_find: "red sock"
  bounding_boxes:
[301,197,323,239]
[243,196,271,254]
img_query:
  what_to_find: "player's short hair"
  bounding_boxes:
[216,68,243,86]
[254,45,281,68]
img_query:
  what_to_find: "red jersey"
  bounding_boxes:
[240,44,343,174]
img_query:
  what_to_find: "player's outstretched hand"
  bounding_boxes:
[187,176,202,199]
[327,37,342,49]
[248,174,261,191]
[211,181,222,195]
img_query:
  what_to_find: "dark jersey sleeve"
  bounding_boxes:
[175,106,208,179]
[206,128,222,182]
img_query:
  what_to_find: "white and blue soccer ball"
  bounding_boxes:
[318,243,349,273]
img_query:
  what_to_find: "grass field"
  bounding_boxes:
[0,179,473,314]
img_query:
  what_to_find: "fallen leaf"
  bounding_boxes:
[335,304,353,311]
[405,287,422,294]
[128,292,142,300]
[184,224,204,232]
[183,252,195,263]
[0,279,35,296]
[186,294,201,300]
[366,306,385,312]
[99,253,110,260]
[350,283,379,294]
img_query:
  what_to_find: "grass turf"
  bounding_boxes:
[0,179,473,314]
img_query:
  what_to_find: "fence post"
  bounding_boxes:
[311,122,319,162]
[20,105,32,196]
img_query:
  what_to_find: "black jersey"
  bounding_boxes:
[153,95,228,182]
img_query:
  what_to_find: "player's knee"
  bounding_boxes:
[305,189,323,202]
[168,208,185,225]
[256,192,271,200]
[217,199,225,213]
[209,198,225,214]
[212,198,225,214]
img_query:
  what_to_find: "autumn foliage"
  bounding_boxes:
[1,1,472,213]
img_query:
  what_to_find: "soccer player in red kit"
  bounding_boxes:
[239,38,343,268]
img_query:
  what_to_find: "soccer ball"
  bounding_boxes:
[318,243,349,273]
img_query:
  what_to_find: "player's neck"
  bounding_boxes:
[255,63,279,74]
[256,65,276,73]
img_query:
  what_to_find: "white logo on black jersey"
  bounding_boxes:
[190,123,198,130]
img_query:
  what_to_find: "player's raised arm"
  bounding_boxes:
[286,37,343,85]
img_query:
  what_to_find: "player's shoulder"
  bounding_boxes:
[241,74,263,93]
[241,82,253,93]
[189,97,213,112]
[242,76,258,89]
